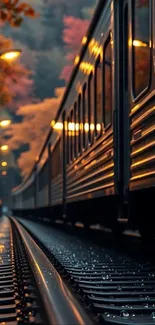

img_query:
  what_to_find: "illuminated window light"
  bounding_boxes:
[133,40,148,47]
[80,61,94,75]
[89,38,103,59]
[96,124,101,131]
[50,122,102,132]
[53,122,63,130]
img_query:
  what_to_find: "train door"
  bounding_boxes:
[128,0,154,236]
[114,0,130,223]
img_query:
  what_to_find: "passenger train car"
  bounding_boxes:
[11,0,155,238]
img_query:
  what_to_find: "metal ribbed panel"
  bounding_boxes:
[130,102,155,190]
[66,132,114,200]
[51,175,63,205]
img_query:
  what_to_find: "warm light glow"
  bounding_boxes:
[88,38,103,59]
[0,244,5,253]
[1,162,7,167]
[133,40,148,47]
[81,36,87,45]
[51,120,56,127]
[53,122,63,130]
[0,145,8,151]
[0,49,21,61]
[74,55,80,65]
[84,123,89,131]
[0,120,11,127]
[2,171,7,176]
[80,61,94,75]
[51,121,102,132]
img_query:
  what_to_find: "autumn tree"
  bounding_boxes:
[0,1,37,108]
[0,34,34,109]
[0,0,36,27]
[3,87,65,177]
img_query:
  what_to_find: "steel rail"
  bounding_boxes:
[11,217,92,325]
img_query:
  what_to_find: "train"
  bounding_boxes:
[11,0,155,239]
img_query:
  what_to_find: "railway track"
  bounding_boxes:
[0,216,92,325]
[17,218,155,325]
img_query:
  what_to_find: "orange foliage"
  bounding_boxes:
[0,34,33,108]
[3,87,65,177]
[0,0,37,27]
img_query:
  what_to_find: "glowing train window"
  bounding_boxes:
[104,37,112,128]
[74,103,77,159]
[82,84,88,149]
[78,94,81,155]
[95,56,102,137]
[132,0,150,98]
[70,110,74,161]
[88,72,94,144]
[67,117,70,164]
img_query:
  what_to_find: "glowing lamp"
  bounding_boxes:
[1,162,7,167]
[0,49,22,61]
[0,145,8,151]
[0,120,11,127]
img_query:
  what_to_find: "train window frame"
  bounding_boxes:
[82,83,88,151]
[88,71,94,145]
[131,0,152,102]
[67,116,70,165]
[51,138,61,179]
[70,109,74,162]
[73,102,77,160]
[103,34,113,130]
[94,54,103,140]
[78,93,82,156]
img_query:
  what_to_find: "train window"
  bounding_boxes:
[52,139,61,178]
[78,94,81,154]
[88,72,94,144]
[74,103,77,159]
[70,110,73,161]
[68,114,72,163]
[95,56,102,137]
[39,161,48,191]
[82,84,88,149]
[67,117,70,164]
[124,5,129,92]
[133,0,150,97]
[104,37,112,128]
